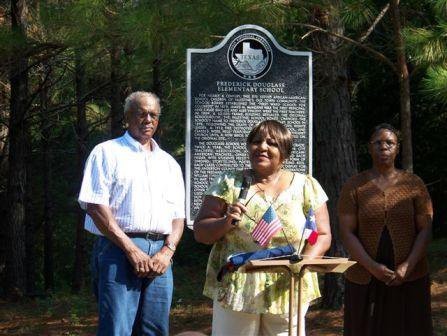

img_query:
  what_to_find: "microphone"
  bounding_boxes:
[232,174,253,225]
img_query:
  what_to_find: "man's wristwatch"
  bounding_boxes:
[164,242,176,253]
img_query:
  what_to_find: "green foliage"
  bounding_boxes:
[0,28,27,61]
[340,0,377,31]
[433,0,447,16]
[421,66,447,103]
[403,0,447,136]
[405,26,447,66]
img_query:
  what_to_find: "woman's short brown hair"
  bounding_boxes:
[246,120,293,161]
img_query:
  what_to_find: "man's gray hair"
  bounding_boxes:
[124,91,161,116]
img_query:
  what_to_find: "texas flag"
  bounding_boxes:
[303,208,318,245]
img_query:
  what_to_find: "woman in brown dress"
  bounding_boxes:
[338,123,433,336]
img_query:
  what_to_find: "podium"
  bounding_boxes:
[243,257,356,336]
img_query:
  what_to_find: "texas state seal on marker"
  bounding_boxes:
[227,33,273,80]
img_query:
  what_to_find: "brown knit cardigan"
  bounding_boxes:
[338,171,433,284]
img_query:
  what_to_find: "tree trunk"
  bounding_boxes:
[72,50,88,293]
[40,62,54,292]
[390,0,413,172]
[24,169,36,295]
[25,95,37,295]
[150,33,163,144]
[5,0,29,299]
[152,57,162,98]
[110,45,123,138]
[0,76,9,291]
[310,3,358,308]
[152,55,164,144]
[0,82,8,168]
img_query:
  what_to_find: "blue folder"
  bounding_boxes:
[217,245,297,281]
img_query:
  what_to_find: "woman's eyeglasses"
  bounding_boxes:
[369,140,398,149]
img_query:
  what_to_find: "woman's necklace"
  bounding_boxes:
[255,170,283,202]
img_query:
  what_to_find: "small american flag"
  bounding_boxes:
[252,205,282,247]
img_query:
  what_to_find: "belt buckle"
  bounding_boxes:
[145,231,162,240]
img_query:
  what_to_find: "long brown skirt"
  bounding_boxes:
[344,275,433,336]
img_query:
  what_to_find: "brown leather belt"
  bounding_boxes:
[125,232,166,240]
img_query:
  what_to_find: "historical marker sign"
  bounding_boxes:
[186,24,313,224]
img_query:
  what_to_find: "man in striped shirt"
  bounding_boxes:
[78,91,185,336]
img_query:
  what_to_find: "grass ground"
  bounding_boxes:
[1,236,446,335]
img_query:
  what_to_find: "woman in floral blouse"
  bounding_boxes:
[194,120,331,336]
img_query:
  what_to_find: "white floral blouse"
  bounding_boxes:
[202,170,329,315]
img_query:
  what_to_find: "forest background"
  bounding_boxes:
[0,0,446,335]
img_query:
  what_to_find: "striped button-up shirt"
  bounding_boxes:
[78,131,185,235]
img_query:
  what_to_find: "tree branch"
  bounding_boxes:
[358,3,390,43]
[291,22,398,74]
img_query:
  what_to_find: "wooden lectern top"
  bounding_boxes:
[245,257,356,274]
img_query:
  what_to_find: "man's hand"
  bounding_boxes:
[86,203,155,277]
[126,247,154,278]
[149,249,173,277]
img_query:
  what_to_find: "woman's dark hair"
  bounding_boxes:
[370,123,400,141]
[246,120,293,161]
